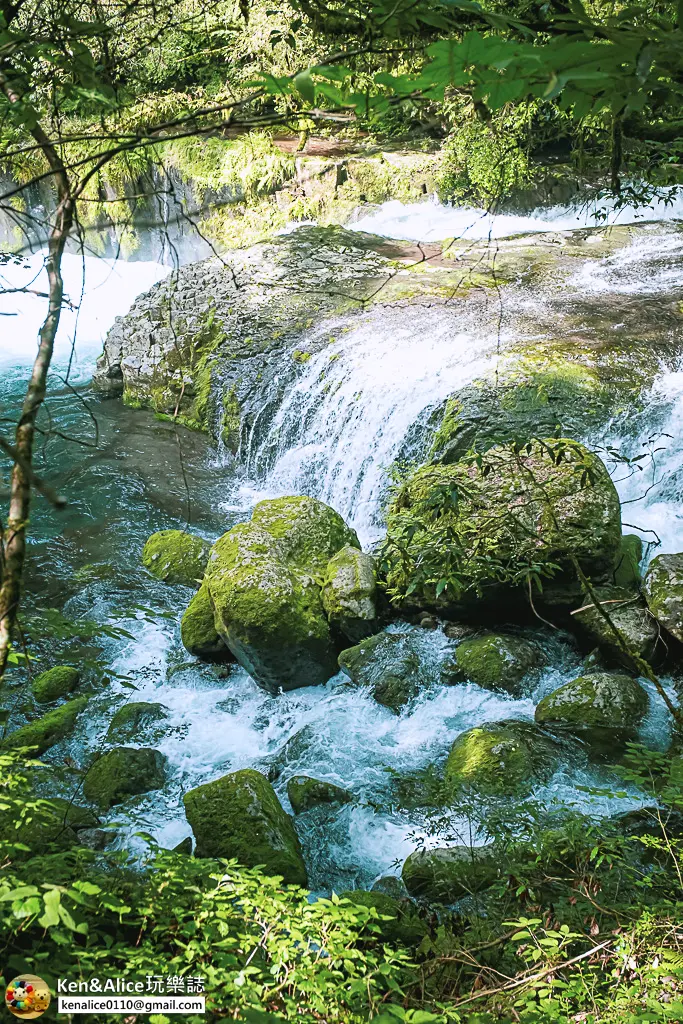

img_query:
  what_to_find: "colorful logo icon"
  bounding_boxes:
[5,975,51,1018]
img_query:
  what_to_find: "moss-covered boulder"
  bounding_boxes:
[338,631,423,713]
[0,794,101,852]
[444,720,564,799]
[31,666,80,703]
[205,497,359,692]
[286,775,352,814]
[384,439,622,612]
[83,747,167,810]
[183,768,307,885]
[142,529,211,587]
[445,633,541,697]
[321,545,378,642]
[340,890,428,946]
[180,582,233,661]
[613,535,643,591]
[644,553,683,642]
[106,702,170,744]
[402,845,498,902]
[571,586,658,666]
[2,696,89,754]
[535,672,648,748]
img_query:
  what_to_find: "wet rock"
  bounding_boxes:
[286,775,352,814]
[535,671,648,748]
[371,875,409,898]
[183,768,307,886]
[571,586,658,666]
[142,529,211,587]
[3,797,101,853]
[31,665,80,704]
[180,582,233,661]
[613,534,643,591]
[402,845,498,902]
[338,632,423,713]
[444,720,564,799]
[385,439,621,613]
[2,696,89,754]
[83,747,168,810]
[106,702,170,744]
[205,496,359,692]
[266,725,317,782]
[445,633,542,696]
[321,545,378,642]
[340,889,428,946]
[644,553,683,642]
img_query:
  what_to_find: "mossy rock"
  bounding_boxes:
[183,768,307,886]
[0,795,100,852]
[644,553,683,642]
[106,702,170,744]
[613,535,643,591]
[2,696,89,754]
[206,497,357,692]
[142,529,211,587]
[286,775,352,814]
[571,586,658,666]
[338,632,423,713]
[444,719,564,799]
[180,582,233,662]
[385,439,622,613]
[321,545,378,642]
[83,747,168,810]
[371,875,409,898]
[402,845,498,903]
[31,666,80,703]
[340,889,428,946]
[445,633,541,697]
[535,671,648,749]
[266,724,317,782]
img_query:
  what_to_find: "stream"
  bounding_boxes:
[2,194,683,893]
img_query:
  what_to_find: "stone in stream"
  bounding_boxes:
[644,553,683,642]
[535,671,649,750]
[570,586,658,666]
[106,701,170,743]
[384,439,622,614]
[83,747,168,810]
[183,768,308,886]
[204,496,360,692]
[339,890,428,946]
[180,581,233,661]
[444,632,542,697]
[444,720,565,799]
[0,795,102,853]
[402,846,498,903]
[142,529,211,587]
[31,665,80,703]
[2,696,90,754]
[612,534,643,591]
[266,724,318,782]
[286,775,352,814]
[321,545,379,642]
[338,631,426,713]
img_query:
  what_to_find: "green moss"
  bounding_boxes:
[321,545,378,643]
[444,720,561,799]
[286,775,352,814]
[83,747,168,810]
[338,632,423,713]
[402,846,498,903]
[535,672,648,745]
[340,890,428,947]
[180,582,231,660]
[106,702,170,744]
[613,534,643,591]
[251,495,360,572]
[31,666,80,703]
[183,768,307,886]
[142,529,211,587]
[2,696,89,754]
[446,634,540,697]
[292,349,312,363]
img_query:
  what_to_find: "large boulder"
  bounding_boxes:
[2,696,89,754]
[535,672,649,749]
[445,633,542,697]
[142,529,211,587]
[205,496,359,692]
[570,586,658,666]
[321,545,379,642]
[444,720,564,799]
[644,553,683,642]
[180,582,233,661]
[402,845,498,902]
[183,768,307,886]
[384,439,622,612]
[31,665,80,703]
[286,775,352,814]
[83,747,168,810]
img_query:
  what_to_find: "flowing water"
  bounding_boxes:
[3,197,683,892]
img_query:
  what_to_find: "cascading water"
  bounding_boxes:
[5,197,683,893]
